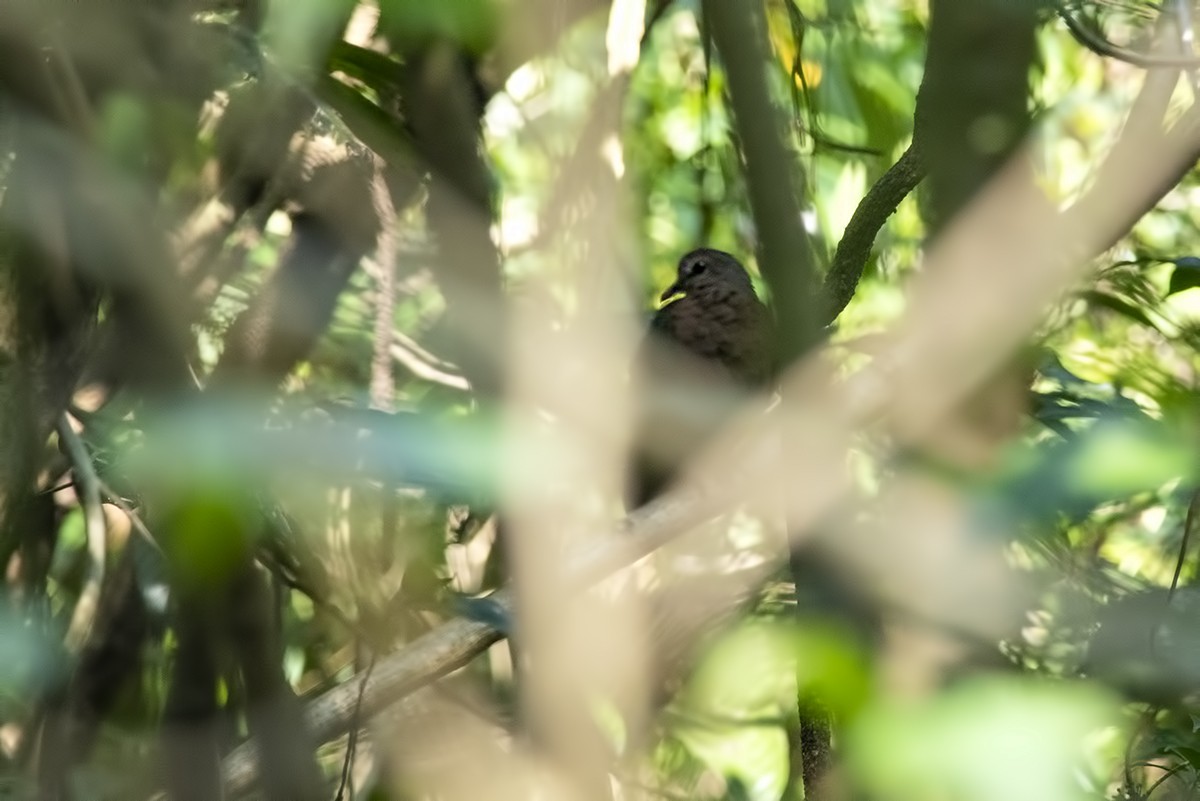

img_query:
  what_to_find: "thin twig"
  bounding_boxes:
[56,415,106,653]
[1124,708,1160,794]
[39,480,76,496]
[1057,1,1200,68]
[1167,487,1200,602]
[1174,0,1200,93]
[43,32,96,138]
[334,654,377,801]
[97,479,163,555]
[1145,761,1189,798]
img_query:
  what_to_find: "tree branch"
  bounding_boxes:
[703,0,822,363]
[219,470,744,794]
[820,143,925,323]
[222,603,505,794]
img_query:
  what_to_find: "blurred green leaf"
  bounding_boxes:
[1068,420,1194,498]
[846,678,1120,801]
[97,94,151,175]
[377,0,499,54]
[161,492,257,589]
[673,619,871,800]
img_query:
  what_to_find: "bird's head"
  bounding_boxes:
[659,248,754,303]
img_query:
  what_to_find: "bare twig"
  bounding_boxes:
[1167,487,1200,601]
[56,415,106,653]
[97,479,163,555]
[334,655,377,801]
[43,32,95,139]
[221,545,775,795]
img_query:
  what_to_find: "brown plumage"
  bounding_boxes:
[629,248,774,507]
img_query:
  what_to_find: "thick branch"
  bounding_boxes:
[703,0,822,363]
[914,0,1037,236]
[222,603,504,794]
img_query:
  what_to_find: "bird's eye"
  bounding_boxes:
[690,260,708,276]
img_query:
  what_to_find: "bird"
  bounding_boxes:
[629,247,774,508]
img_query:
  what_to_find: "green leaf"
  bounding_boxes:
[846,678,1120,801]
[377,0,499,54]
[1067,419,1194,498]
[328,41,405,96]
[1168,256,1200,296]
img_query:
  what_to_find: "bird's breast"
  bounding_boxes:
[657,295,769,383]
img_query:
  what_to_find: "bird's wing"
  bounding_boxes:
[628,304,754,507]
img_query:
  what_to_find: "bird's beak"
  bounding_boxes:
[659,280,684,303]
